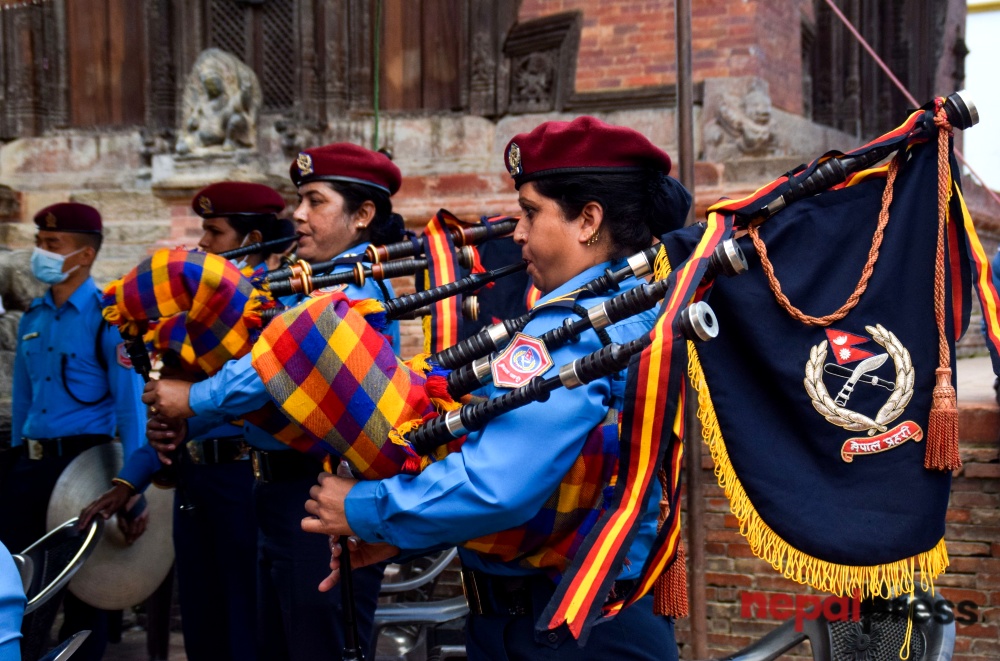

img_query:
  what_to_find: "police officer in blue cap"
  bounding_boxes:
[0,202,147,661]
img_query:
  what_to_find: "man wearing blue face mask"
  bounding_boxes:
[0,202,147,661]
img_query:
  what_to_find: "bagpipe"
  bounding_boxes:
[100,91,1000,644]
[247,91,999,643]
[678,91,997,613]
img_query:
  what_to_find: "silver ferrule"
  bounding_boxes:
[486,323,510,348]
[559,361,584,389]
[472,356,492,382]
[588,303,612,331]
[627,250,653,278]
[444,411,468,438]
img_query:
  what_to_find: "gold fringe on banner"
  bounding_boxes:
[686,345,949,599]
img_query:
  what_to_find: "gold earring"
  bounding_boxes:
[586,229,600,246]
[356,223,366,230]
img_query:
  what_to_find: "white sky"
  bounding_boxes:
[963,4,1000,190]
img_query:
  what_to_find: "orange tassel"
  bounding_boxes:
[654,541,689,618]
[925,367,961,470]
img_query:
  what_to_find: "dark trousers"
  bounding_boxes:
[465,586,677,661]
[0,452,109,661]
[254,476,385,661]
[173,460,259,661]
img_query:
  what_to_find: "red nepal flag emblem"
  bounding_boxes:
[824,328,875,365]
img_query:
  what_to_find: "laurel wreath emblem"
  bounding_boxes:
[803,324,914,435]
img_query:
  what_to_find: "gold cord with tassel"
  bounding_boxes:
[925,104,962,471]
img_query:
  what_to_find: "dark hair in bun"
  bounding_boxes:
[322,180,406,245]
[530,170,692,258]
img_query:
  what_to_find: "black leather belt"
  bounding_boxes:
[22,435,111,461]
[249,448,323,484]
[461,568,638,617]
[185,437,249,465]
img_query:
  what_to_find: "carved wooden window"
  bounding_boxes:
[206,0,295,112]
[0,0,61,138]
[804,0,952,139]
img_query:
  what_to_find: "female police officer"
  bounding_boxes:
[143,144,405,660]
[80,182,291,660]
[303,117,690,660]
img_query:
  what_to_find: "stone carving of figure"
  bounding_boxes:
[176,48,262,156]
[704,78,775,160]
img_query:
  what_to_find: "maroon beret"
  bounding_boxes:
[34,203,102,234]
[290,143,401,195]
[192,182,286,218]
[503,116,673,188]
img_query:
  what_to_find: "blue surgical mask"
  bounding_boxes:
[229,236,250,271]
[31,247,83,285]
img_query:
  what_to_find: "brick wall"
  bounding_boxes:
[674,403,1000,660]
[517,0,807,113]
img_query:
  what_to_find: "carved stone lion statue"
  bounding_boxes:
[176,48,262,156]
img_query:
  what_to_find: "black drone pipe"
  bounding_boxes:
[761,91,977,219]
[261,261,527,323]
[444,238,746,397]
[366,217,518,263]
[267,258,429,298]
[431,245,663,371]
[218,235,298,260]
[382,262,527,319]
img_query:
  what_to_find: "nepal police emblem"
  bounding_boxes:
[297,152,314,176]
[491,332,552,389]
[197,195,214,215]
[803,324,922,462]
[506,143,522,177]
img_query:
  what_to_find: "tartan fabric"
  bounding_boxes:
[103,248,263,375]
[462,407,620,571]
[250,286,628,573]
[251,291,436,479]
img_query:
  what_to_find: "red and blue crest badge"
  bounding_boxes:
[491,332,553,388]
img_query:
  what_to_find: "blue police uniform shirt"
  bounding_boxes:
[0,542,24,661]
[345,260,661,580]
[188,243,399,450]
[11,277,146,459]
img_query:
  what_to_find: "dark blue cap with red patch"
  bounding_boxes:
[192,182,286,218]
[34,203,102,234]
[503,116,673,188]
[290,143,402,195]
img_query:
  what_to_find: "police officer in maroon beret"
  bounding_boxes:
[305,117,690,660]
[1,202,148,661]
[143,144,406,660]
[192,181,295,273]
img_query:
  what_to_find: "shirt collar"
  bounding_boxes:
[533,260,621,309]
[64,277,99,312]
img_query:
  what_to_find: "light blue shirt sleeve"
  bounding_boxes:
[103,324,147,462]
[10,313,30,446]
[189,353,270,420]
[345,305,612,549]
[0,543,24,660]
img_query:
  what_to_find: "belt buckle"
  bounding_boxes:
[461,569,484,615]
[251,451,264,481]
[26,439,43,461]
[186,440,204,464]
[235,442,250,462]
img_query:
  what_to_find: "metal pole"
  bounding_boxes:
[675,0,708,658]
